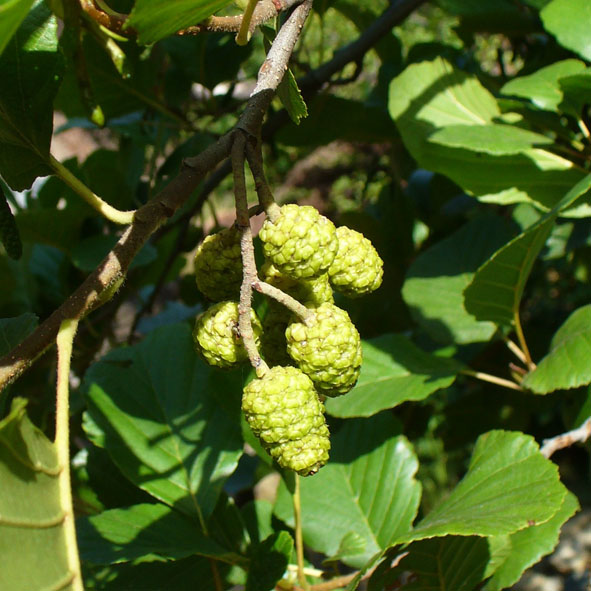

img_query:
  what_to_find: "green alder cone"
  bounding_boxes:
[261,302,294,368]
[261,261,334,307]
[242,366,330,475]
[194,227,242,301]
[193,301,262,369]
[328,226,383,297]
[258,204,338,279]
[286,303,362,396]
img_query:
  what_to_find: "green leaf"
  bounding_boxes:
[501,59,586,112]
[541,0,591,61]
[429,123,552,155]
[82,323,244,521]
[0,398,72,591]
[246,531,293,591]
[77,503,243,565]
[127,0,234,44]
[0,0,36,57]
[0,1,63,190]
[400,430,567,542]
[325,334,459,418]
[0,313,37,355]
[464,174,591,326]
[276,68,308,125]
[523,305,591,393]
[558,71,591,117]
[402,216,515,343]
[274,414,421,568]
[369,536,491,591]
[486,491,579,591]
[389,58,585,210]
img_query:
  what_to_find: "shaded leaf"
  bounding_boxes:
[0,313,37,356]
[541,0,591,61]
[559,71,591,118]
[127,0,233,44]
[369,536,491,591]
[325,334,459,418]
[82,323,244,521]
[0,398,72,591]
[274,414,421,569]
[84,555,227,591]
[278,95,398,147]
[501,59,585,112]
[400,430,567,542]
[486,491,579,590]
[0,185,22,259]
[523,305,591,393]
[464,174,591,326]
[77,503,243,566]
[0,1,63,190]
[246,531,293,591]
[403,215,515,343]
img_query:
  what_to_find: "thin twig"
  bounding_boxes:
[294,475,309,591]
[504,335,528,365]
[245,141,281,221]
[55,318,83,591]
[253,281,313,324]
[80,0,303,36]
[514,310,535,370]
[541,417,591,458]
[233,134,269,377]
[460,368,523,391]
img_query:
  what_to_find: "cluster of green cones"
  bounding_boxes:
[192,204,383,475]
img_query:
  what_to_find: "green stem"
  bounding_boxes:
[55,319,84,591]
[294,475,309,591]
[460,368,523,391]
[50,156,135,225]
[513,310,535,370]
[236,0,260,45]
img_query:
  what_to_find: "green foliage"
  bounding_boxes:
[2,1,591,589]
[0,399,70,591]
[0,0,62,190]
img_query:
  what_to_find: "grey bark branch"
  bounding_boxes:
[0,0,313,392]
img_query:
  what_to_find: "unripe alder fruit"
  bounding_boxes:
[328,226,384,297]
[193,301,262,369]
[258,204,338,279]
[286,303,362,396]
[260,261,333,307]
[242,366,330,475]
[194,227,242,301]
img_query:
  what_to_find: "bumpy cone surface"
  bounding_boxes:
[193,301,262,369]
[286,303,362,396]
[261,302,293,368]
[242,366,330,475]
[258,204,338,279]
[194,227,242,301]
[261,261,333,307]
[328,226,383,297]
